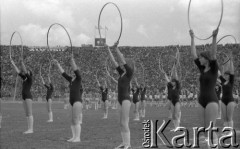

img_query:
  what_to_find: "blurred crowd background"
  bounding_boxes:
[1,44,239,101]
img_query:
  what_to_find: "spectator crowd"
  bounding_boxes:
[1,44,239,100]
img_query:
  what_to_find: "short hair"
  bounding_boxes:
[199,50,211,61]
[171,78,178,84]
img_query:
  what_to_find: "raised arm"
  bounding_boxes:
[71,55,78,71]
[48,60,52,83]
[114,42,126,65]
[189,30,198,60]
[53,59,64,74]
[106,44,118,68]
[104,80,108,88]
[21,59,27,74]
[134,78,139,87]
[10,59,20,74]
[172,64,178,81]
[53,59,72,82]
[141,63,146,86]
[106,68,117,83]
[164,71,170,83]
[48,75,51,84]
[40,75,45,85]
[95,75,101,87]
[229,52,234,75]
[211,28,218,60]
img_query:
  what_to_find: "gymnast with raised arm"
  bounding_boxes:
[106,42,134,149]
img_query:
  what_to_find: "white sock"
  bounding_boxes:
[29,116,34,131]
[223,121,227,127]
[177,119,180,127]
[26,117,29,130]
[173,119,179,129]
[72,124,81,142]
[228,121,233,128]
[179,112,182,121]
[49,112,53,121]
[67,125,75,142]
[122,132,131,146]
[106,109,108,117]
[0,115,2,128]
[121,132,125,145]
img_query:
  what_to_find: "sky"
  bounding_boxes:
[1,0,239,47]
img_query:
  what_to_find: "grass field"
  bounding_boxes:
[1,102,240,149]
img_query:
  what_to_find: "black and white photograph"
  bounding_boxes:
[0,0,240,148]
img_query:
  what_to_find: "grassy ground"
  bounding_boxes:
[1,102,240,149]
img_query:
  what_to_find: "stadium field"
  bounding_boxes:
[1,102,240,149]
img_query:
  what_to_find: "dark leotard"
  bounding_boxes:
[194,59,218,108]
[116,64,133,105]
[140,87,147,101]
[19,72,33,100]
[215,84,221,100]
[167,83,172,101]
[62,70,83,106]
[100,86,108,102]
[167,81,181,106]
[131,87,140,104]
[167,86,172,101]
[220,75,235,105]
[44,83,54,101]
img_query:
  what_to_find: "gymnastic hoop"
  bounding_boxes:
[217,35,237,44]
[47,23,73,59]
[218,52,229,65]
[217,35,237,65]
[9,31,23,60]
[98,2,123,45]
[188,0,223,40]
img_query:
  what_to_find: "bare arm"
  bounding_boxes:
[229,52,234,74]
[105,80,108,88]
[106,44,118,68]
[211,28,218,60]
[53,59,64,74]
[48,75,51,84]
[164,72,170,83]
[141,63,146,86]
[10,59,20,74]
[41,75,45,85]
[106,68,117,83]
[114,42,126,65]
[189,30,198,60]
[135,78,139,87]
[95,75,101,87]
[21,60,27,74]
[71,55,78,71]
[172,64,178,80]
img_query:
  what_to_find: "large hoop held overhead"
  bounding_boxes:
[98,2,123,44]
[188,0,223,40]
[217,35,237,65]
[47,23,73,59]
[9,31,23,60]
